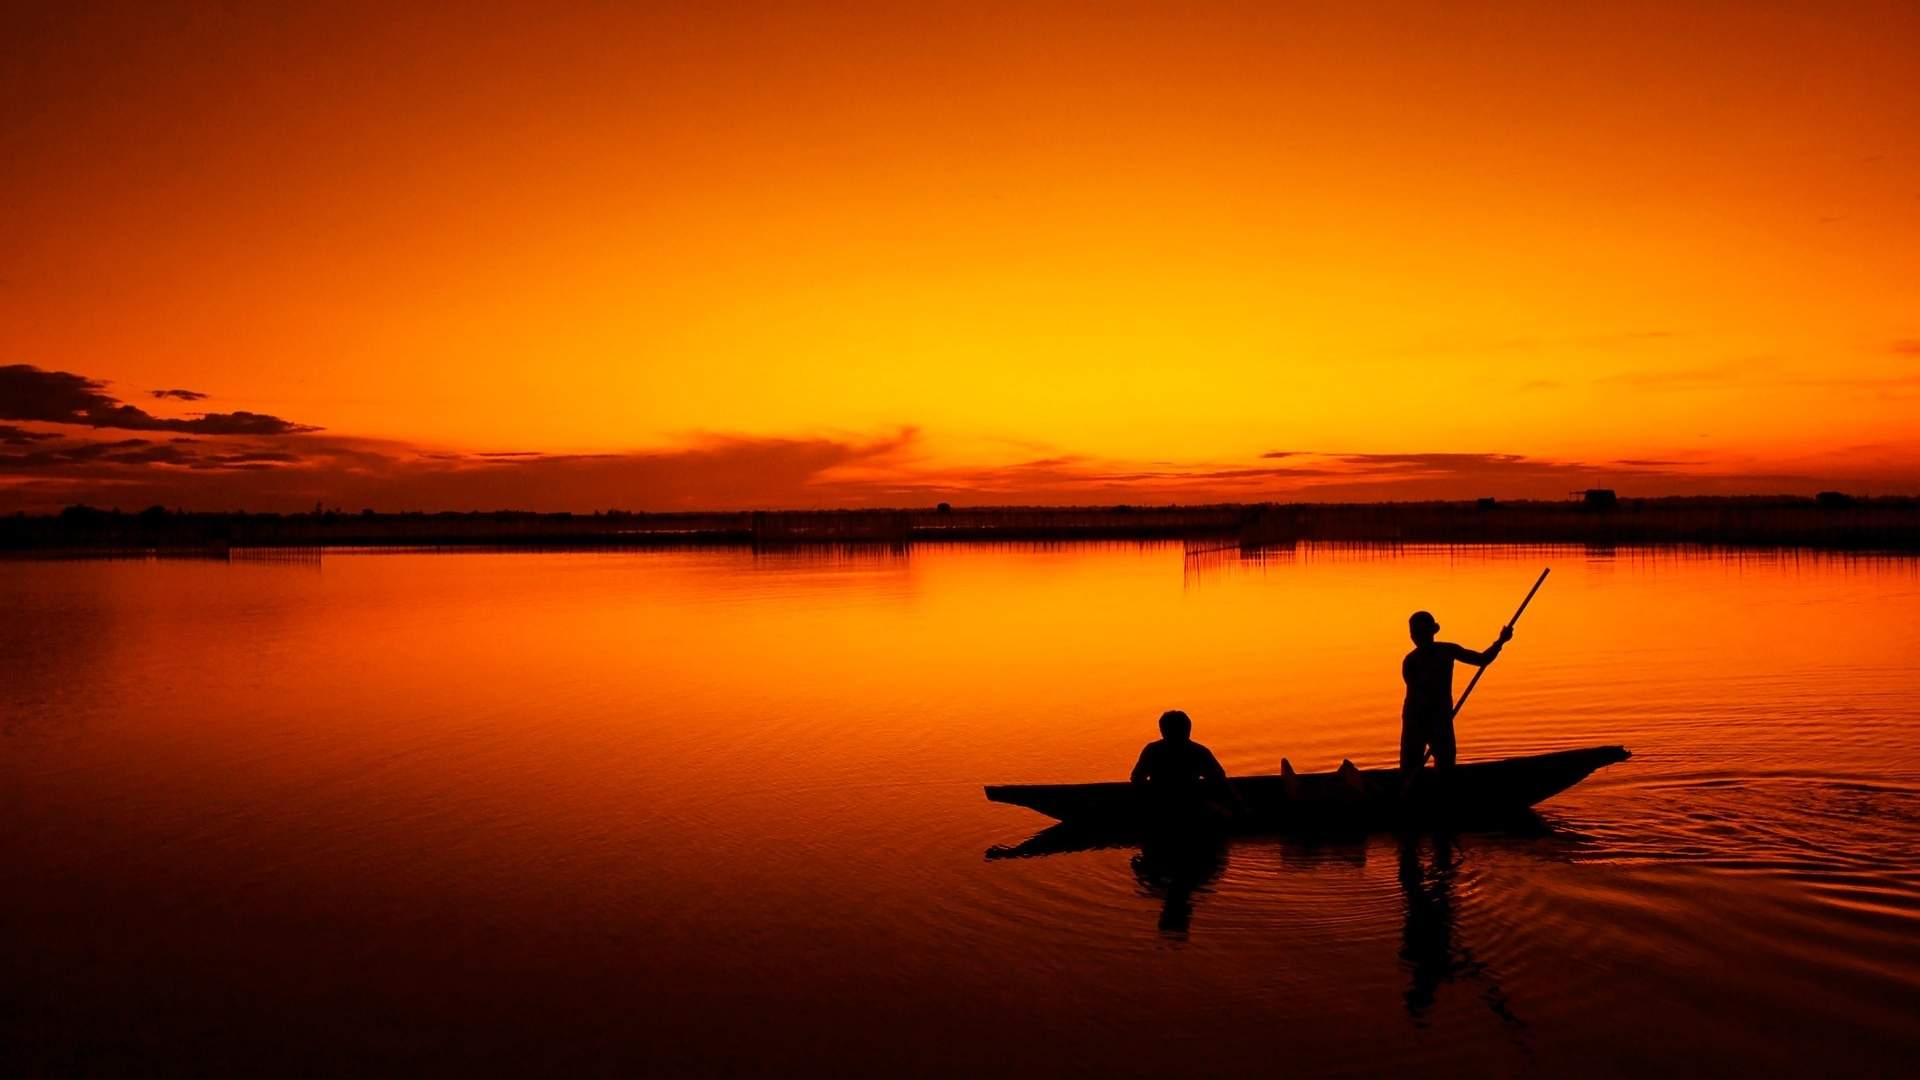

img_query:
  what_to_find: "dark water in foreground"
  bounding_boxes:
[3,544,1918,1075]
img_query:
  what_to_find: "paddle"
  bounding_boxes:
[1449,567,1550,724]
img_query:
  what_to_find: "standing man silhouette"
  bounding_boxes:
[1401,611,1512,776]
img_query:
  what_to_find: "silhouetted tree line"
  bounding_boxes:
[5,496,1918,553]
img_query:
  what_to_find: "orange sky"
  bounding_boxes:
[3,1,1918,511]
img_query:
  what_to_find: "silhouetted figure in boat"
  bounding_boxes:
[1401,612,1512,776]
[1130,709,1242,822]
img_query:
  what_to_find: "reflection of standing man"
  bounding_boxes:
[1397,834,1526,1031]
[1400,611,1511,774]
[1398,833,1457,1022]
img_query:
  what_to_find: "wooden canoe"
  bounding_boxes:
[985,745,1630,833]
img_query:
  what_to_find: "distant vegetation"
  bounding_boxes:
[6,495,1920,554]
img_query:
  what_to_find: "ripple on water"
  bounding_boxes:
[1584,774,1920,874]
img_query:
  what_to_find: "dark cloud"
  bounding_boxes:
[0,433,311,475]
[149,388,209,401]
[0,424,61,446]
[0,428,924,512]
[1329,453,1529,469]
[0,365,318,435]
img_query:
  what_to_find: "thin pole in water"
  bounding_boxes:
[1449,567,1550,722]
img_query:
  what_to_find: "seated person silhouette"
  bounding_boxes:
[1401,610,1512,776]
[1130,710,1240,822]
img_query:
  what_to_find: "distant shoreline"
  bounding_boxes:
[7,494,1920,554]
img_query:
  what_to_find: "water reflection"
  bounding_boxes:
[990,822,1549,1026]
[985,823,1129,860]
[1397,831,1527,1034]
[1130,838,1230,936]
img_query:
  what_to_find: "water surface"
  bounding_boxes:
[4,544,1918,1074]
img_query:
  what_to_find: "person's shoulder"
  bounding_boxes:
[1189,740,1218,757]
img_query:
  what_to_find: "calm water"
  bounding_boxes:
[4,544,1919,1075]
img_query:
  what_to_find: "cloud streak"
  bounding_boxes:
[2,364,1915,513]
[0,365,318,436]
[858,450,1729,506]
[0,425,925,512]
[2,426,1912,512]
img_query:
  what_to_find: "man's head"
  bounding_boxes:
[1409,610,1439,644]
[1158,709,1193,741]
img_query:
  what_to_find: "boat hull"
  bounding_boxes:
[985,745,1630,833]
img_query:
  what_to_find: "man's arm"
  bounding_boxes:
[1130,746,1153,784]
[1449,626,1514,667]
[1201,748,1247,813]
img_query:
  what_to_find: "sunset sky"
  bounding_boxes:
[4,1,1917,511]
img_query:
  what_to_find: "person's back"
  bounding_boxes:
[1130,710,1232,811]
[1133,737,1225,793]
[1400,611,1509,772]
[1402,640,1469,722]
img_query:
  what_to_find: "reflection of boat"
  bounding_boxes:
[986,822,1135,860]
[985,745,1629,832]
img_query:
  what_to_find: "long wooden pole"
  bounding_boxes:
[1449,567,1550,722]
